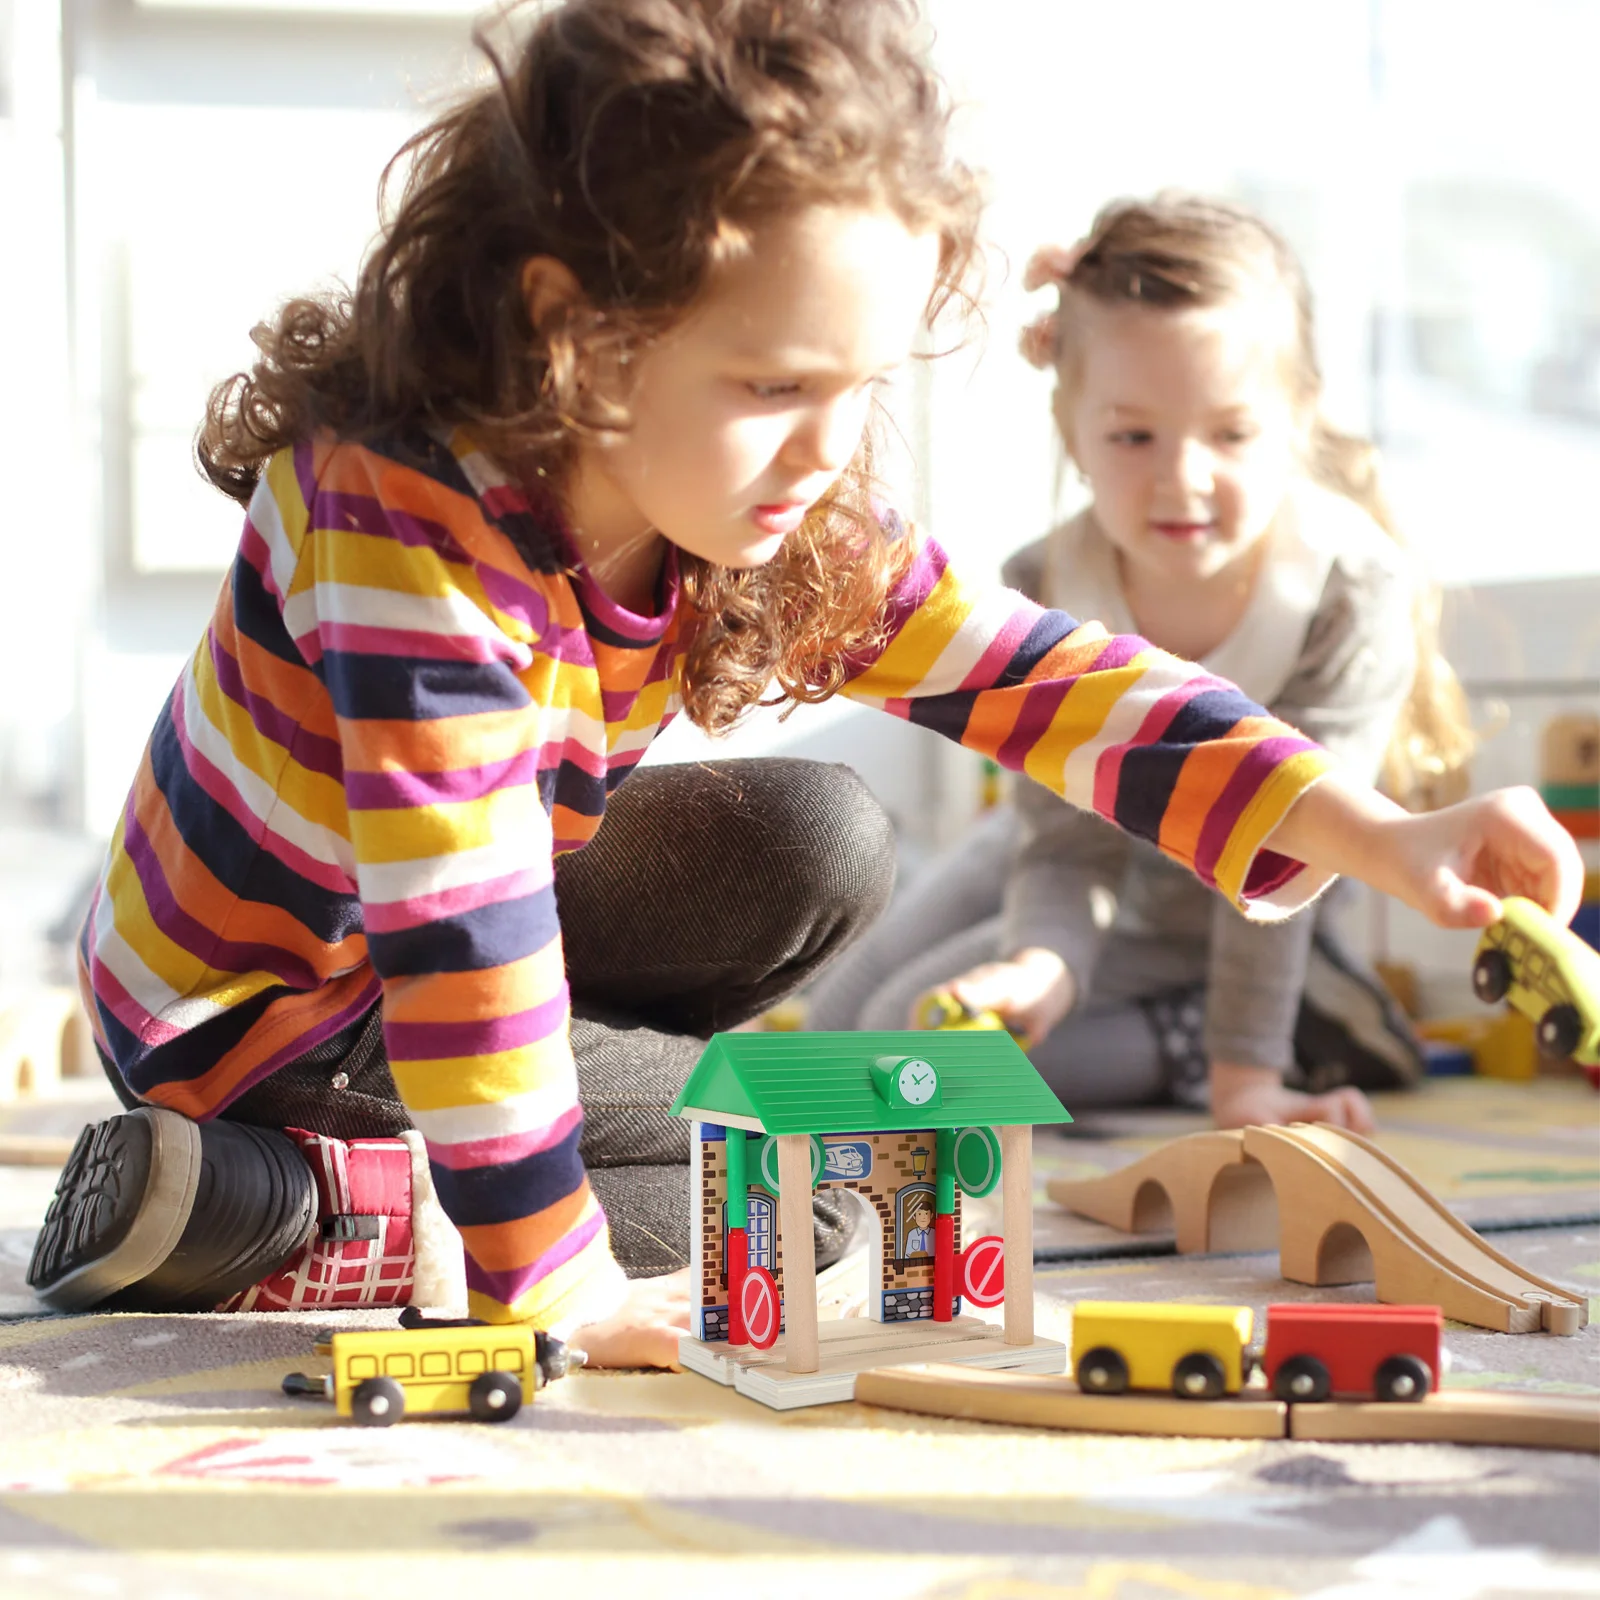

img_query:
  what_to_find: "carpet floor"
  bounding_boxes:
[1,1077,1596,1599]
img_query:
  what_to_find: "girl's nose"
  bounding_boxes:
[1169,438,1215,496]
[786,394,869,475]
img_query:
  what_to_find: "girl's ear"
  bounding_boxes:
[521,256,585,333]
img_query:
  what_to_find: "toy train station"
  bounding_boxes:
[668,1029,1073,1408]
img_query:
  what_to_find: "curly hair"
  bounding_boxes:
[199,0,982,732]
[1020,193,1474,810]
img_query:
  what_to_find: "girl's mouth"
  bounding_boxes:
[750,502,810,536]
[1150,521,1214,541]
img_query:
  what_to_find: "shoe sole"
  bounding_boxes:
[27,1108,203,1311]
[1300,941,1423,1090]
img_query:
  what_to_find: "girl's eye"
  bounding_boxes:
[1108,429,1153,446]
[1218,427,1259,446]
[746,381,803,401]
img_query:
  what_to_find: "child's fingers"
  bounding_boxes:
[1424,866,1501,930]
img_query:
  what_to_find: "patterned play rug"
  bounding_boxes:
[3,1073,1598,1597]
[0,1223,1595,1600]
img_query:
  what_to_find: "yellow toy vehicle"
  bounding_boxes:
[1071,1301,1254,1399]
[916,989,1008,1033]
[283,1311,574,1426]
[1472,896,1600,1067]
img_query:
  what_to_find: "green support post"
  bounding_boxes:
[726,1126,747,1225]
[935,1127,955,1215]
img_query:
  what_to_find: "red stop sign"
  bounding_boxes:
[957,1236,1006,1307]
[740,1265,780,1350]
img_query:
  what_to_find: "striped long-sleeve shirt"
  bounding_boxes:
[82,426,1335,1331]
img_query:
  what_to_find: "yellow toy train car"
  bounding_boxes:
[1071,1302,1254,1399]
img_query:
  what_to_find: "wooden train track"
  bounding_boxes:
[854,1363,1600,1452]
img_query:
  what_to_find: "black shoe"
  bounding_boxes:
[28,1108,316,1312]
[1292,926,1424,1093]
[813,1187,862,1271]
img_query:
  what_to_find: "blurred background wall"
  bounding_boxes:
[0,0,1595,1005]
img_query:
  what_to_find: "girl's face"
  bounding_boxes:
[1061,299,1303,587]
[569,205,940,582]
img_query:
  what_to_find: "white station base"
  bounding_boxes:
[679,1314,1066,1411]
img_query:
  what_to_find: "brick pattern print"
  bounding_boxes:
[695,1129,961,1329]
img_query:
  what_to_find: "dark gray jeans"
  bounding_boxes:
[197,759,897,1273]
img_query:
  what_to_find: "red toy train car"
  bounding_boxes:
[1262,1303,1442,1403]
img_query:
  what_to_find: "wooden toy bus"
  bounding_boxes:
[282,1316,573,1426]
[1071,1301,1442,1403]
[1472,896,1600,1068]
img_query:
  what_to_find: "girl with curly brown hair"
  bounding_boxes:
[33,3,1581,1368]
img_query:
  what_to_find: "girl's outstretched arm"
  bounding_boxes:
[1269,775,1583,929]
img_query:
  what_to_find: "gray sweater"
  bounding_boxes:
[1000,492,1418,1071]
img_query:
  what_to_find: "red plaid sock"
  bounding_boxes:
[219,1129,416,1311]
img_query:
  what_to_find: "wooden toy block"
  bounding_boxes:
[1417,1011,1539,1080]
[683,1318,1065,1410]
[1551,806,1599,841]
[1541,782,1600,812]
[1289,1390,1600,1453]
[1241,1123,1586,1335]
[1050,1123,1587,1336]
[0,988,98,1104]
[854,1362,1287,1439]
[1540,712,1598,787]
[1045,1128,1278,1255]
[0,1134,78,1167]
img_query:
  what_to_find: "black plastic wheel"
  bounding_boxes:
[1472,948,1511,1004]
[1536,1004,1582,1060]
[468,1369,523,1422]
[1272,1354,1332,1403]
[1075,1346,1129,1395]
[1373,1354,1432,1403]
[351,1375,405,1426]
[1172,1351,1228,1400]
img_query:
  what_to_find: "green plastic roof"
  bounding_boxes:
[668,1031,1072,1134]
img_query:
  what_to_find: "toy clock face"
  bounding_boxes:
[896,1058,939,1106]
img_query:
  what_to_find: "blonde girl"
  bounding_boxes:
[33,14,1579,1370]
[810,194,1476,1134]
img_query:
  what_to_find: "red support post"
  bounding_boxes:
[727,1227,748,1344]
[934,1212,955,1321]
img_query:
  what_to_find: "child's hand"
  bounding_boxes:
[923,947,1078,1049]
[569,1267,691,1371]
[1383,787,1584,928]
[1210,1061,1376,1135]
[1273,778,1584,930]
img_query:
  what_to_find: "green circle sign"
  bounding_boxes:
[753,1134,826,1194]
[952,1125,1003,1198]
